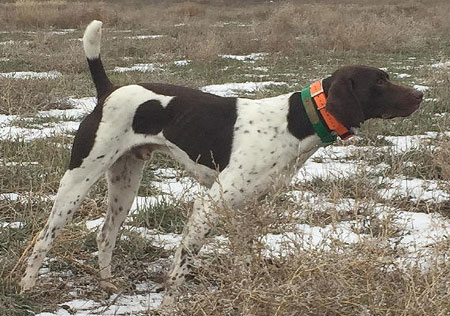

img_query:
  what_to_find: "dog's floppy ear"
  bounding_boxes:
[326,77,365,129]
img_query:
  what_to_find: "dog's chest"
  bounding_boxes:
[229,95,303,168]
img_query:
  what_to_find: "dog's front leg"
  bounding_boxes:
[161,191,221,306]
[160,170,252,307]
[159,161,282,308]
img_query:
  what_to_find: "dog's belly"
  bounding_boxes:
[132,138,218,188]
[163,139,219,187]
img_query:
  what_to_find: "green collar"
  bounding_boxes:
[300,85,336,146]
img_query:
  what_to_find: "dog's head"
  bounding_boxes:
[322,65,423,129]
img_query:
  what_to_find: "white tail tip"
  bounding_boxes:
[83,20,103,60]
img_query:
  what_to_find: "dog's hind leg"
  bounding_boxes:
[96,152,145,291]
[19,108,133,291]
[20,162,108,291]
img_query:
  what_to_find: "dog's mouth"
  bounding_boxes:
[381,102,420,119]
[381,112,395,119]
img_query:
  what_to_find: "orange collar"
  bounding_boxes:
[310,80,353,140]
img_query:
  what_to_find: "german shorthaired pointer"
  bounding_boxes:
[20,21,423,307]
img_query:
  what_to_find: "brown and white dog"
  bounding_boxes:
[20,20,423,307]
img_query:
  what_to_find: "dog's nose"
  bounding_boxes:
[414,90,424,100]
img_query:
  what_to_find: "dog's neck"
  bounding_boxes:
[300,79,354,146]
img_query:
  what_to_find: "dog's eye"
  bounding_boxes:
[377,78,385,85]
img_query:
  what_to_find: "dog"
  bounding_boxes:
[20,20,423,307]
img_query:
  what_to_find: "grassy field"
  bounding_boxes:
[1,0,450,315]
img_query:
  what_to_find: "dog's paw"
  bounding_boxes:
[147,306,172,315]
[159,293,176,308]
[20,274,36,293]
[99,280,120,294]
[147,297,174,316]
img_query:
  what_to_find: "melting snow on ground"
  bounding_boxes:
[124,35,164,40]
[382,133,443,152]
[174,59,190,66]
[413,84,430,92]
[201,81,286,97]
[39,97,96,119]
[395,73,411,78]
[378,177,450,202]
[113,63,162,73]
[262,198,450,260]
[220,53,267,61]
[431,61,450,68]
[0,97,95,141]
[36,293,163,316]
[50,29,76,35]
[0,71,62,79]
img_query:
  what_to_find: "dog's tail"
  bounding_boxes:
[83,20,113,98]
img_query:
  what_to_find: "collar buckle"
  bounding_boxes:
[316,103,326,110]
[310,79,324,98]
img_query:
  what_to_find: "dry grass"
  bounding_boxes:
[177,249,450,315]
[436,138,450,182]
[252,1,450,55]
[170,193,450,316]
[1,1,118,29]
[0,1,449,56]
[1,1,450,67]
[170,1,206,17]
[0,1,449,315]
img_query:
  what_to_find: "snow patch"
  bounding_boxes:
[0,221,24,229]
[113,63,162,73]
[1,160,38,166]
[431,61,450,68]
[201,81,286,97]
[220,53,267,62]
[413,84,429,92]
[0,121,80,141]
[0,193,20,201]
[394,73,411,78]
[123,227,182,250]
[262,221,361,256]
[85,218,104,231]
[0,71,62,79]
[174,59,190,66]
[0,97,95,141]
[125,35,164,40]
[253,66,269,72]
[38,97,96,119]
[378,177,450,202]
[35,293,163,316]
[0,40,15,45]
[382,134,437,153]
[50,29,76,35]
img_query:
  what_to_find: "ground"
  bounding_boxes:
[0,1,450,315]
